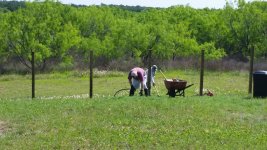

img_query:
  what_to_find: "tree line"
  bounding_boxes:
[0,0,266,72]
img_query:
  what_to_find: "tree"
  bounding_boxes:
[4,1,80,71]
[0,1,26,11]
[223,0,267,58]
[76,6,116,62]
[0,12,9,63]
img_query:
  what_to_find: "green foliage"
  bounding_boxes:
[223,0,267,57]
[0,1,267,72]
[0,1,25,11]
[200,42,226,60]
[3,1,80,70]
[0,13,8,62]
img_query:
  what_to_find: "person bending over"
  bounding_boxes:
[128,67,148,96]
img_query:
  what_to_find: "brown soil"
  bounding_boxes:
[0,121,8,136]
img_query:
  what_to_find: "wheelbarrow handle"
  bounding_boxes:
[159,70,167,80]
[185,84,194,89]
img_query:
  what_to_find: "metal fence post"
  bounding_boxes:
[199,49,204,96]
[249,45,254,94]
[147,49,152,96]
[89,50,93,98]
[31,51,35,99]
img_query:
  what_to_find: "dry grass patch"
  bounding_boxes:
[0,121,8,136]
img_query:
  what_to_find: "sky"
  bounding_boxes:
[57,0,256,9]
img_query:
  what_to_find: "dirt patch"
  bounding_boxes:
[0,121,8,136]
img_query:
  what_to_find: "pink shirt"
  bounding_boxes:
[128,67,145,81]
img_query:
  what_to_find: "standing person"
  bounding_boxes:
[145,65,158,86]
[128,67,148,96]
[144,65,157,96]
[150,65,157,87]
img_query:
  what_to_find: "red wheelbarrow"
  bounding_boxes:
[164,79,194,97]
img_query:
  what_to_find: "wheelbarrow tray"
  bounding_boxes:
[164,79,187,90]
[164,79,193,97]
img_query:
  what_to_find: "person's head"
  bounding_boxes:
[152,65,157,71]
[131,71,138,79]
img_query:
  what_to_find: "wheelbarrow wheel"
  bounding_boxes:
[114,88,130,97]
[168,89,176,97]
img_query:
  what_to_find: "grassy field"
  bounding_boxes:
[0,70,249,99]
[0,70,267,149]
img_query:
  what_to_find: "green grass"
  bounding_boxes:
[0,70,249,99]
[0,96,266,149]
[0,70,266,149]
[0,70,127,99]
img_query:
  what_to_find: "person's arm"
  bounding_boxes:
[137,72,144,90]
[128,72,132,86]
[151,70,156,86]
[141,82,144,90]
